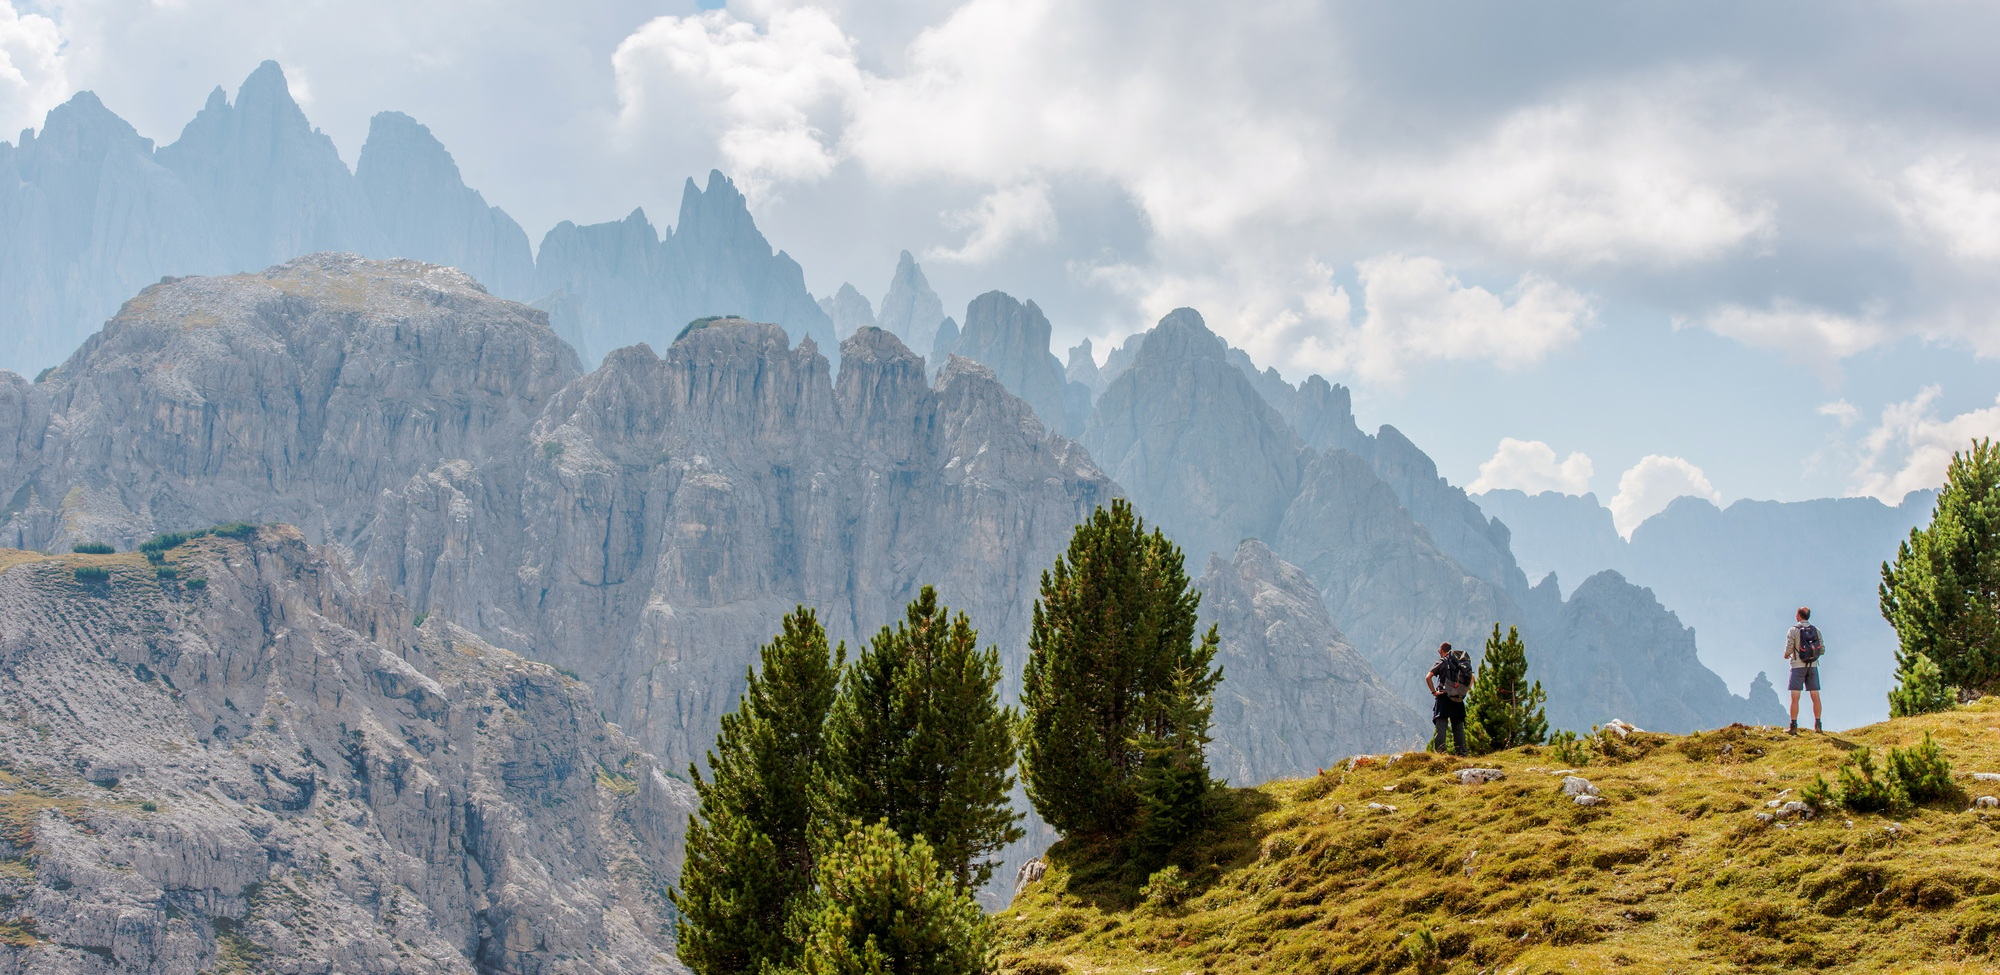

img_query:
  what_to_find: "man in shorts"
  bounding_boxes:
[1784,606,1825,734]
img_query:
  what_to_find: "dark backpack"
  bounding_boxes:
[1439,651,1473,701]
[1795,623,1824,665]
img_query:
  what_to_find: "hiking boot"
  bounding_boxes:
[1788,720,1798,736]
[1814,720,1823,733]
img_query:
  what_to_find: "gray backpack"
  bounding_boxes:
[1439,650,1474,701]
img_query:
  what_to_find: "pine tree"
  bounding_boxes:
[1130,666,1217,866]
[1888,648,1958,717]
[1464,624,1548,755]
[672,608,843,975]
[1882,438,2000,699]
[1020,500,1222,838]
[784,822,993,975]
[819,586,1023,889]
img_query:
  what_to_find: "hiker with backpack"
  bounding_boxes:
[1785,606,1825,734]
[1426,641,1474,755]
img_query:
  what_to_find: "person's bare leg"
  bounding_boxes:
[1810,690,1822,727]
[1789,691,1800,721]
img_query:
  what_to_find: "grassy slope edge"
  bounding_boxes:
[1001,701,2000,975]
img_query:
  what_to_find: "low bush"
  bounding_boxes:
[70,542,113,555]
[73,566,109,583]
[185,577,207,590]
[1887,733,1954,804]
[139,531,195,554]
[1835,747,1908,814]
[1548,730,1594,767]
[154,566,178,580]
[1141,865,1190,911]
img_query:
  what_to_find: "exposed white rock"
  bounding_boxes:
[1562,776,1601,798]
[1975,796,1999,809]
[1573,794,1605,806]
[1456,769,1507,785]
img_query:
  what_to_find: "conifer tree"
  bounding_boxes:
[1882,439,2000,699]
[1020,500,1221,838]
[819,586,1022,889]
[1464,624,1548,755]
[673,609,843,975]
[1888,648,1958,717]
[784,822,993,975]
[1130,666,1217,865]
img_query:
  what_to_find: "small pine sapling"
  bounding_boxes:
[1887,732,1954,804]
[1835,746,1909,814]
[1887,651,1959,718]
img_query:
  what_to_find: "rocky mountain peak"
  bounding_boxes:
[952,290,1072,434]
[1084,307,1304,566]
[876,249,947,354]
[820,281,878,339]
[355,111,535,300]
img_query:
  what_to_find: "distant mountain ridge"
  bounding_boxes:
[0,61,832,375]
[1475,487,1935,727]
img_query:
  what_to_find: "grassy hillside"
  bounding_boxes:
[1000,701,2000,974]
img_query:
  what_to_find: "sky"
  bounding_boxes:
[5,0,2000,527]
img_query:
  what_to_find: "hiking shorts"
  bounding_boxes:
[1788,667,1820,692]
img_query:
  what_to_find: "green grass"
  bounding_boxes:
[1000,700,2000,975]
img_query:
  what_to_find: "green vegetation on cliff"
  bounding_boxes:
[1000,700,2000,975]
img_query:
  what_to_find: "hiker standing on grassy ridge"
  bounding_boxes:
[1426,641,1474,755]
[1785,606,1825,735]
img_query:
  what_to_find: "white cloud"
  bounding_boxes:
[1851,386,2000,502]
[926,181,1057,263]
[1079,252,1590,384]
[611,5,863,193]
[1899,153,2000,263]
[1467,438,1594,496]
[1405,79,1779,266]
[0,1,67,137]
[1818,400,1860,427]
[1608,455,1721,538]
[1690,301,1892,370]
[1341,256,1592,382]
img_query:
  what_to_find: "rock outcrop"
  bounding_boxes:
[874,250,947,357]
[1199,541,1424,782]
[0,527,690,975]
[950,291,1078,436]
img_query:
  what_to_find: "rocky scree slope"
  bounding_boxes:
[0,526,691,975]
[1002,700,2000,975]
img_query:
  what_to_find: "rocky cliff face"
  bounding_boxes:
[0,253,579,554]
[873,251,947,358]
[1198,540,1425,782]
[0,257,1111,785]
[0,527,691,975]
